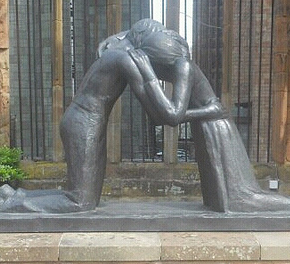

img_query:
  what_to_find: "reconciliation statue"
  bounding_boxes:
[1,19,290,213]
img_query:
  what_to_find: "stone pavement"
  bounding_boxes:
[0,232,289,263]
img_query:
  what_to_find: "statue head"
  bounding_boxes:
[139,30,190,65]
[127,19,190,65]
[98,19,190,66]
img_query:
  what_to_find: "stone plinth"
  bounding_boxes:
[0,201,290,232]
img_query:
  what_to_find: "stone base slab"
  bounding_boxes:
[0,232,289,262]
[0,201,290,232]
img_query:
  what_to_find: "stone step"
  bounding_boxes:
[0,232,289,262]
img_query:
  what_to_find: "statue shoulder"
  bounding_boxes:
[174,58,193,76]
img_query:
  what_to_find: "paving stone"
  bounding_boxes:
[59,232,161,262]
[0,233,62,262]
[160,232,260,261]
[253,232,290,260]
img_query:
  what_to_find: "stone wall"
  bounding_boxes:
[0,0,9,146]
[18,161,290,199]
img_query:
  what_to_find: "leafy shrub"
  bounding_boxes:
[0,146,27,183]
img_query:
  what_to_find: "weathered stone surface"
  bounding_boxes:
[0,0,8,48]
[160,232,260,261]
[55,262,290,264]
[0,48,9,146]
[59,232,161,262]
[278,164,290,183]
[0,233,61,262]
[20,161,67,179]
[254,232,290,260]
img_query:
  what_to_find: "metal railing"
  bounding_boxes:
[9,0,275,163]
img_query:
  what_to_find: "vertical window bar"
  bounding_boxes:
[198,0,201,65]
[162,0,165,25]
[150,0,154,19]
[15,0,24,151]
[206,0,210,80]
[247,0,253,153]
[37,0,46,160]
[151,120,155,162]
[199,0,204,69]
[129,0,134,161]
[257,0,264,162]
[27,0,34,159]
[184,0,187,40]
[193,0,198,62]
[161,125,164,162]
[83,0,88,72]
[184,0,188,162]
[10,115,17,148]
[142,110,146,162]
[140,0,144,18]
[267,0,275,162]
[32,0,39,157]
[237,0,242,130]
[83,0,90,72]
[216,0,222,97]
[70,0,76,95]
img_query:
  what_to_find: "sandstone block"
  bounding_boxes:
[254,232,290,260]
[0,233,61,262]
[160,232,260,261]
[0,0,8,48]
[59,232,161,262]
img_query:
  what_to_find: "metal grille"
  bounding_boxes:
[9,0,275,163]
[232,0,274,162]
[9,0,52,160]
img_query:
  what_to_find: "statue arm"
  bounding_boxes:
[129,50,192,126]
[182,99,226,123]
[120,51,164,125]
[182,65,227,122]
[126,50,226,125]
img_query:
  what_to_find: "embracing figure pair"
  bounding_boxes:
[1,19,290,213]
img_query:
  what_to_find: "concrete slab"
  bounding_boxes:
[160,232,260,261]
[253,232,290,260]
[59,232,161,262]
[0,201,289,232]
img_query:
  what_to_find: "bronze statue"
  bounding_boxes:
[0,19,290,213]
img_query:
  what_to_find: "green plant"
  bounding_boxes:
[0,146,27,183]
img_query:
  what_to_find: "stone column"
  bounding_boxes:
[52,0,64,161]
[0,0,9,146]
[271,0,290,164]
[106,0,122,163]
[163,0,180,164]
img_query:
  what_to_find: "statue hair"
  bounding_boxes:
[126,19,190,64]
[97,18,190,64]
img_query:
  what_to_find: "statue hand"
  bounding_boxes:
[204,101,229,120]
[128,49,156,82]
